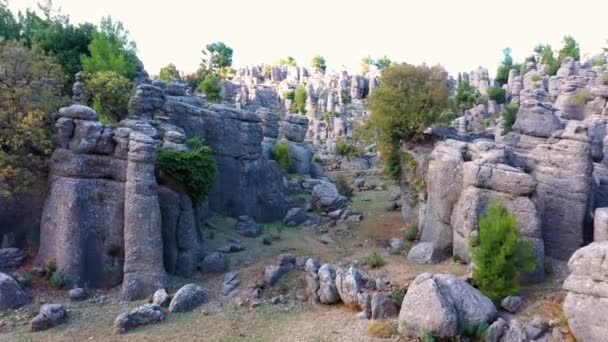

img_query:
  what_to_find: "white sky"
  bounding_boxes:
[9,0,608,77]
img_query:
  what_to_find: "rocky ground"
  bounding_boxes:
[0,171,572,342]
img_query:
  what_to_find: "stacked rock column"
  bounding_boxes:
[121,132,167,300]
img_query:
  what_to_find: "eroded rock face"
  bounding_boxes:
[0,272,29,309]
[563,242,608,342]
[335,267,365,309]
[30,304,67,331]
[114,304,165,334]
[168,284,208,313]
[398,273,497,338]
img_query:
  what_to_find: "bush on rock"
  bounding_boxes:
[271,142,291,172]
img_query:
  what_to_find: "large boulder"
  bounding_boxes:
[30,304,67,331]
[398,273,497,338]
[169,284,208,313]
[114,304,165,334]
[311,180,345,212]
[0,248,25,270]
[0,272,29,309]
[235,216,262,238]
[283,114,309,143]
[317,263,340,304]
[335,267,365,309]
[511,100,564,138]
[563,242,608,342]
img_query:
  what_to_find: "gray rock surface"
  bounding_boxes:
[114,304,165,334]
[0,248,25,270]
[68,288,88,301]
[201,252,228,274]
[335,267,364,309]
[407,242,443,264]
[0,272,29,309]
[501,295,524,313]
[311,180,345,212]
[152,289,170,307]
[235,216,262,238]
[169,284,208,313]
[398,273,496,338]
[370,292,398,319]
[594,207,608,241]
[317,263,340,304]
[30,304,67,331]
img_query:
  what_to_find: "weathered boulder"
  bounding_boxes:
[30,304,67,331]
[68,287,88,301]
[370,292,398,319]
[220,271,240,298]
[563,242,608,342]
[501,295,524,313]
[304,258,321,302]
[169,284,208,313]
[317,263,340,304]
[0,272,29,309]
[283,207,307,226]
[407,242,443,264]
[511,100,564,138]
[235,216,262,238]
[398,273,497,338]
[114,304,165,334]
[0,248,25,270]
[256,108,279,139]
[594,207,608,241]
[200,252,228,274]
[311,180,345,212]
[287,141,313,175]
[335,267,365,308]
[152,289,170,307]
[283,114,309,143]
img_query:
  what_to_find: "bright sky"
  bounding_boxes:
[9,0,608,77]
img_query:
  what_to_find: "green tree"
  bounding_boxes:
[495,48,514,86]
[501,102,519,135]
[198,73,222,103]
[472,201,536,302]
[558,35,580,61]
[158,63,181,82]
[294,85,307,113]
[454,81,479,112]
[0,41,66,197]
[203,42,233,74]
[0,1,20,40]
[85,70,133,123]
[271,142,291,172]
[183,65,209,90]
[534,44,560,76]
[374,55,393,69]
[311,55,326,72]
[278,56,296,66]
[368,64,449,183]
[81,16,137,79]
[157,138,217,204]
[487,87,506,104]
[361,55,373,73]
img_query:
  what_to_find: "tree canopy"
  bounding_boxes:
[203,41,233,73]
[278,56,297,66]
[454,81,479,112]
[558,35,580,61]
[495,48,514,86]
[158,63,182,82]
[311,55,327,71]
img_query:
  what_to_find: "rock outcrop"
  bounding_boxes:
[0,272,29,309]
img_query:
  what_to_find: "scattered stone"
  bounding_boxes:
[221,271,240,298]
[371,292,398,319]
[271,295,285,305]
[389,238,405,255]
[201,252,228,274]
[335,267,365,308]
[114,304,165,334]
[215,244,245,253]
[235,216,262,238]
[169,284,208,313]
[501,295,524,313]
[30,304,67,331]
[283,207,307,226]
[68,287,88,301]
[407,242,443,264]
[152,289,170,307]
[0,272,30,309]
[263,264,292,287]
[317,263,340,304]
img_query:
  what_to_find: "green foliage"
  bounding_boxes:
[472,201,536,302]
[390,289,404,307]
[402,225,418,241]
[50,270,67,289]
[335,137,363,157]
[0,41,66,197]
[199,73,222,103]
[374,55,393,69]
[594,59,606,67]
[0,2,20,40]
[85,70,133,122]
[530,74,542,82]
[17,273,34,288]
[262,236,272,245]
[360,55,373,73]
[420,332,436,342]
[81,17,138,79]
[352,118,376,146]
[341,92,351,104]
[571,89,590,106]
[278,56,297,66]
[495,48,514,86]
[366,251,385,268]
[311,55,326,71]
[294,85,307,113]
[203,41,233,74]
[558,35,580,61]
[158,63,181,82]
[501,102,519,135]
[276,274,289,294]
[458,318,489,339]
[335,175,354,200]
[534,44,560,76]
[183,65,209,90]
[323,110,339,123]
[454,81,479,112]
[157,138,217,204]
[487,87,506,104]
[271,143,291,172]
[369,64,448,183]
[283,90,295,100]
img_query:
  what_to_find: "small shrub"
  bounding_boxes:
[390,289,404,307]
[452,254,463,264]
[157,138,217,204]
[570,89,590,106]
[341,92,351,104]
[294,85,307,113]
[199,73,222,103]
[17,273,34,288]
[420,332,436,342]
[313,155,322,163]
[207,231,215,240]
[594,59,606,67]
[501,102,519,135]
[324,111,340,123]
[336,137,363,157]
[366,320,395,338]
[366,251,385,269]
[85,70,133,123]
[487,87,506,104]
[50,270,67,289]
[43,261,58,280]
[283,90,295,100]
[472,201,536,302]
[276,274,289,294]
[262,236,272,245]
[458,318,489,339]
[402,225,417,241]
[271,142,291,172]
[336,175,354,199]
[530,74,543,82]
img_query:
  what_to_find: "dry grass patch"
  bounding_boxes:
[366,320,396,338]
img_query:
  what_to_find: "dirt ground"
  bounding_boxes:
[0,171,569,342]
